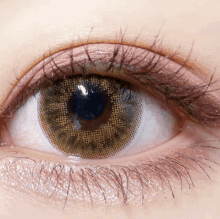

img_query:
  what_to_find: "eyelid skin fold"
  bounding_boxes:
[0,41,220,209]
[0,43,220,126]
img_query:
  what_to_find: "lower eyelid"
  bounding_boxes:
[0,123,219,208]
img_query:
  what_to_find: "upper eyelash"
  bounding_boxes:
[1,42,219,127]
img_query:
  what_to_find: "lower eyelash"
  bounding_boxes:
[0,141,219,209]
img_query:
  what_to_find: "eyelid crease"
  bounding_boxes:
[0,139,219,209]
[0,43,220,127]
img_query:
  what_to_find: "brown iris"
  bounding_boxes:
[38,76,142,159]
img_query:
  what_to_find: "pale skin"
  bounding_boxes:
[0,0,220,218]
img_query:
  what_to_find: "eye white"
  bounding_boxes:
[8,90,179,158]
[116,90,179,157]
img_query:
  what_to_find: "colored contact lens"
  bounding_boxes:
[38,76,142,159]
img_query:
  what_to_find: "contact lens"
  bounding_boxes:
[38,76,142,159]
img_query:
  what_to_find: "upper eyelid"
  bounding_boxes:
[0,42,195,104]
[0,43,219,127]
[0,40,203,97]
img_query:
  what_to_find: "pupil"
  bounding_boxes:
[67,83,108,120]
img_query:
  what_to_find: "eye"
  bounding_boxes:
[0,43,219,206]
[6,74,180,159]
[0,43,192,160]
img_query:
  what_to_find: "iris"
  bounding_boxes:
[38,76,142,159]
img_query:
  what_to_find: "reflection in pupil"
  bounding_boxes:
[67,84,107,121]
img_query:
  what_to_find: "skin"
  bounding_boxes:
[0,0,220,218]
